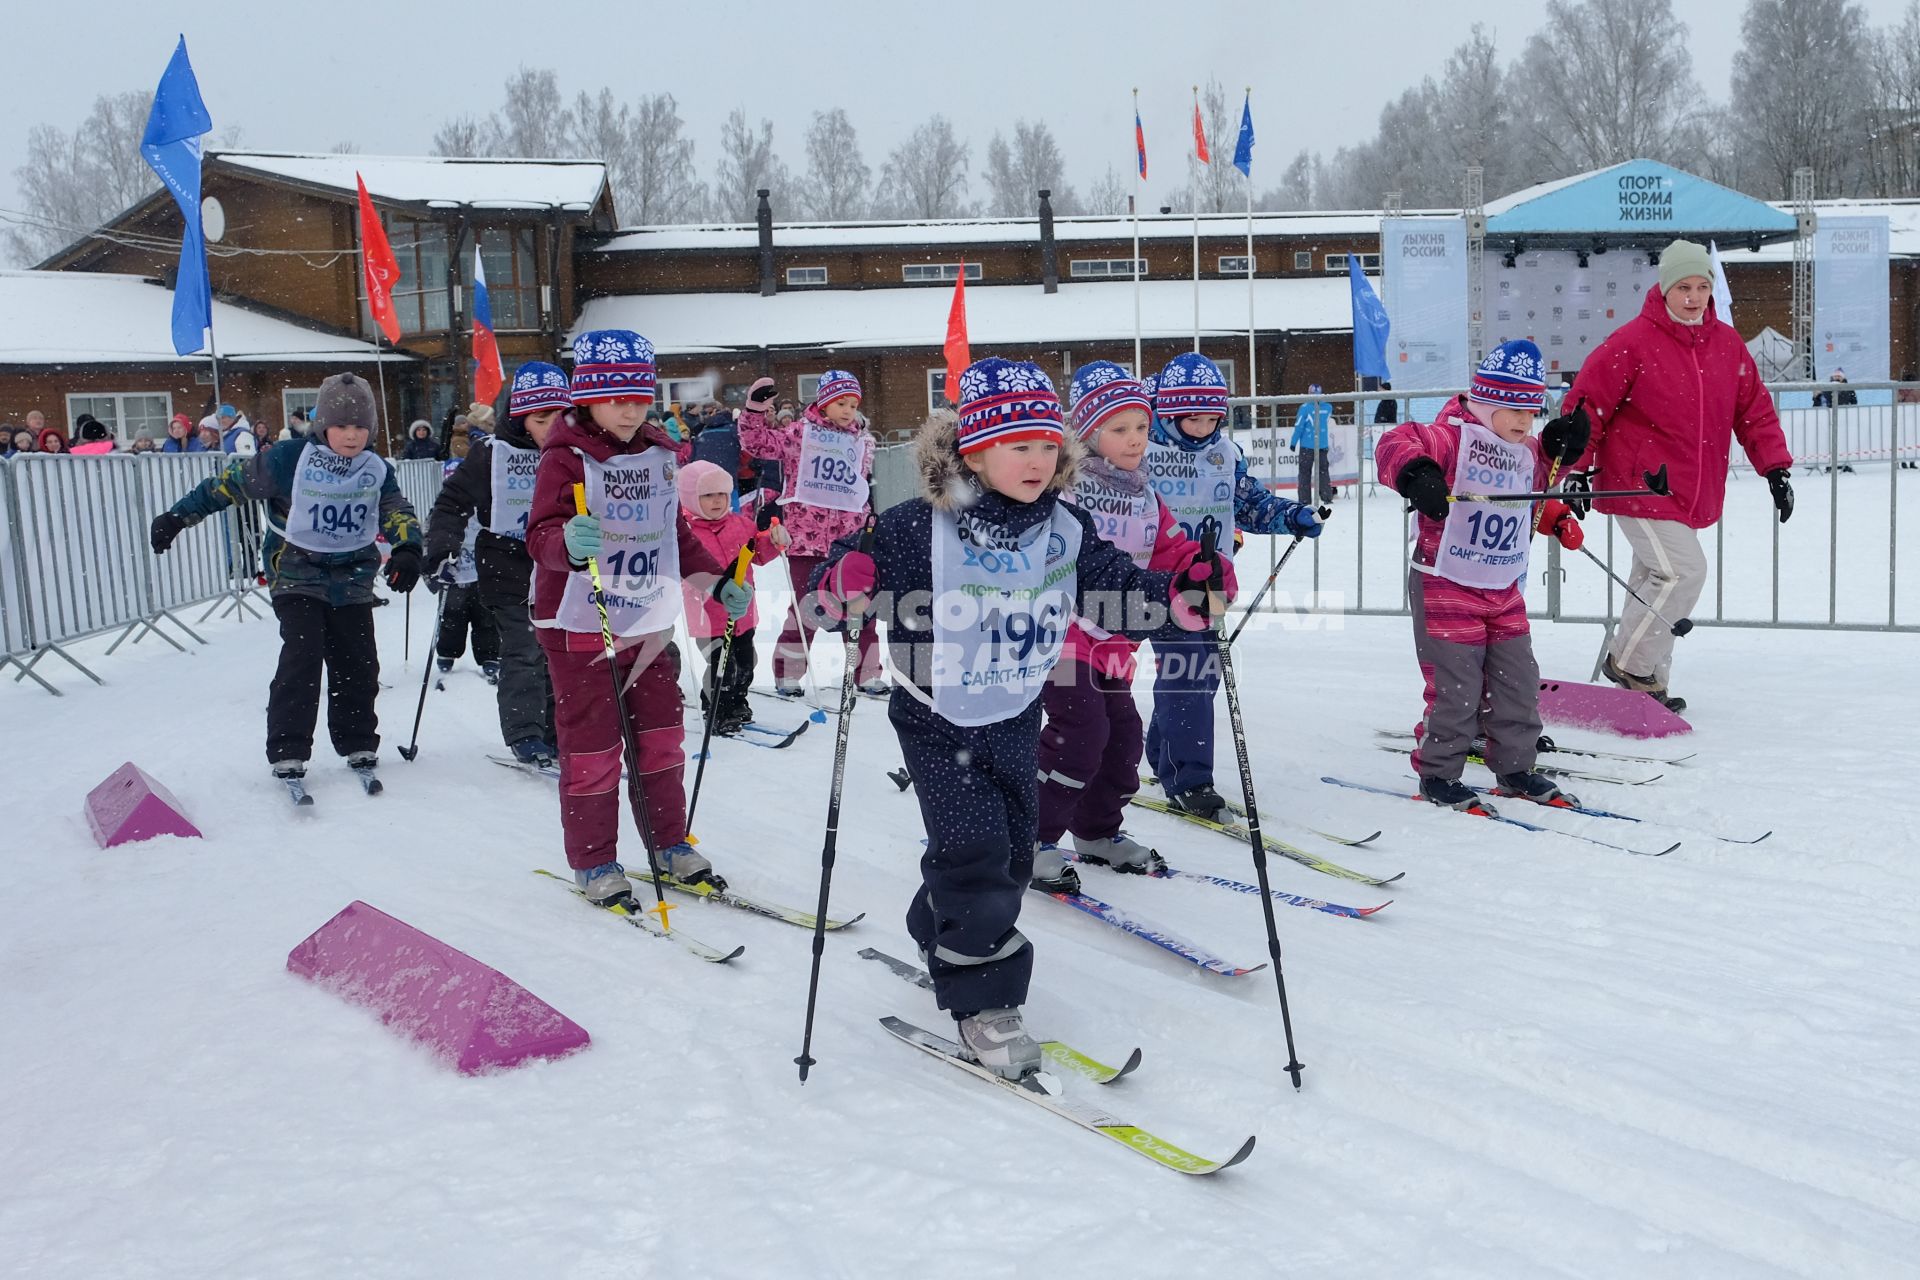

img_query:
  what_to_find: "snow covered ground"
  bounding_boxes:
[3,549,1917,1278]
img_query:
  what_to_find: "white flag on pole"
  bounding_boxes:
[1708,240,1734,327]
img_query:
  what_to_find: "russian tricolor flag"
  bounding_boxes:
[471,243,503,407]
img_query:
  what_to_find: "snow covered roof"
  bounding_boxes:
[1485,159,1797,242]
[592,209,1423,254]
[211,151,609,212]
[0,271,407,365]
[1737,199,1920,262]
[570,275,1355,356]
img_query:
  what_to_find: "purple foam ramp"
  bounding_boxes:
[85,762,203,848]
[287,901,589,1074]
[1538,678,1693,740]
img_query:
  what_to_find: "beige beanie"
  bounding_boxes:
[467,401,497,430]
[1657,239,1713,294]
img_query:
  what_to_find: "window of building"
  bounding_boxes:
[1212,358,1237,395]
[360,217,451,336]
[282,388,321,426]
[786,266,829,286]
[1218,255,1252,274]
[902,262,983,283]
[1326,253,1382,272]
[1293,251,1313,270]
[927,368,954,413]
[66,392,171,445]
[660,376,716,411]
[797,374,822,403]
[462,228,541,331]
[1069,258,1148,279]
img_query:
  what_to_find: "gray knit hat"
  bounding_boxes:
[1657,239,1713,294]
[312,372,379,432]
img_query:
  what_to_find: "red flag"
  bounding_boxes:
[943,267,970,407]
[1192,99,1210,164]
[356,174,402,345]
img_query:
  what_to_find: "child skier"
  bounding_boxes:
[428,451,503,684]
[423,362,570,765]
[807,358,1233,1079]
[148,372,423,791]
[1142,352,1322,820]
[1032,361,1209,893]
[1373,339,1590,810]
[676,459,791,735]
[524,330,749,905]
[738,370,884,696]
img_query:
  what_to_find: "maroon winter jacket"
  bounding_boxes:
[1567,285,1791,528]
[525,410,727,641]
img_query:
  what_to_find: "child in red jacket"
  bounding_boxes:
[676,459,791,735]
[1373,340,1589,813]
[1032,362,1206,892]
[524,329,747,905]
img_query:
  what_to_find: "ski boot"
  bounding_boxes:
[1492,771,1579,808]
[1651,690,1687,715]
[1072,831,1164,875]
[347,750,382,795]
[659,842,727,892]
[436,656,455,675]
[1167,783,1227,821]
[1028,841,1081,895]
[575,860,633,907]
[509,737,556,767]
[857,679,890,698]
[272,759,312,807]
[1600,652,1663,694]
[955,1007,1044,1081]
[1420,774,1491,814]
[773,680,805,699]
[481,660,501,686]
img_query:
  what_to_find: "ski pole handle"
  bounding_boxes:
[573,482,588,516]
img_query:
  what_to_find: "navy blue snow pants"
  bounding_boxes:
[1144,630,1220,795]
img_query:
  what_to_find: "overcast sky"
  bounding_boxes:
[4,0,1916,222]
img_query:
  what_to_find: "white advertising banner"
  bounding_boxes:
[1814,216,1890,383]
[1485,248,1657,377]
[1381,218,1469,392]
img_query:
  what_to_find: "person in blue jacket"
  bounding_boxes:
[1290,383,1335,503]
[1143,352,1323,819]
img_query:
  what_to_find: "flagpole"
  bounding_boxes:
[373,331,392,457]
[1245,87,1256,417]
[206,318,223,409]
[1190,86,1201,353]
[1132,87,1143,376]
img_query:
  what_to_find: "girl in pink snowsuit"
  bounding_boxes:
[676,459,790,734]
[737,370,883,693]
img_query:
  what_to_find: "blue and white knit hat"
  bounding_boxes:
[1068,361,1154,440]
[1153,352,1230,418]
[508,361,571,416]
[1468,339,1547,413]
[954,358,1065,456]
[814,369,862,407]
[570,329,657,405]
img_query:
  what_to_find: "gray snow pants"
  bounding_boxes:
[1408,569,1541,780]
[1608,515,1707,688]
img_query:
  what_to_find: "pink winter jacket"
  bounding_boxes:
[1568,285,1792,529]
[1062,493,1202,680]
[737,403,875,556]
[1375,397,1551,571]
[677,503,782,639]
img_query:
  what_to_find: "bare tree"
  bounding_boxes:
[799,109,870,220]
[1162,79,1242,213]
[713,109,794,222]
[1731,0,1870,197]
[1428,26,1524,193]
[492,67,574,157]
[1257,150,1318,211]
[568,88,640,218]
[1861,0,1920,196]
[1509,0,1704,172]
[330,140,361,155]
[874,115,972,219]
[1080,165,1131,216]
[5,88,155,265]
[983,120,1078,216]
[431,115,490,158]
[626,93,705,224]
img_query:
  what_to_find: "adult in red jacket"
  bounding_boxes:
[1567,239,1794,710]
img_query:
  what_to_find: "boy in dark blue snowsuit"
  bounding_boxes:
[1141,353,1322,820]
[808,358,1231,1079]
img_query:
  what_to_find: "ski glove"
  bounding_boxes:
[1766,468,1794,523]
[1285,504,1325,538]
[384,544,423,594]
[1396,457,1451,521]
[756,497,783,531]
[564,513,603,563]
[815,551,877,624]
[717,578,754,622]
[1535,499,1584,551]
[149,511,186,554]
[426,554,461,593]
[1560,471,1594,518]
[1170,551,1238,631]
[1540,404,1591,466]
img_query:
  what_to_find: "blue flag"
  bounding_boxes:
[140,37,213,356]
[1348,253,1390,378]
[1232,93,1254,178]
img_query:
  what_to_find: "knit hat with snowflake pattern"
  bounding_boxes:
[1067,361,1154,440]
[570,329,657,405]
[954,357,1065,455]
[1152,352,1230,419]
[1468,340,1547,413]
[814,369,862,407]
[509,361,572,416]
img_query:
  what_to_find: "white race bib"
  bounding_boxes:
[454,514,480,585]
[281,442,386,553]
[1432,421,1533,589]
[1065,466,1158,568]
[929,505,1082,727]
[1145,439,1236,563]
[555,448,682,636]
[793,422,869,512]
[487,440,540,540]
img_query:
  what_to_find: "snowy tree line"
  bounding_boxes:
[6,0,1920,266]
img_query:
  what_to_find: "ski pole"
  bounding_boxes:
[1573,543,1694,636]
[573,482,677,929]
[1450,463,1669,506]
[1226,505,1330,645]
[685,542,756,838]
[404,587,412,665]
[796,519,876,1083]
[1199,522,1306,1090]
[396,590,446,762]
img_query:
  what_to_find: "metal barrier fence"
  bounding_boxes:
[1,453,447,695]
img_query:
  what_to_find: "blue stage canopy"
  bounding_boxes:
[1486,159,1797,249]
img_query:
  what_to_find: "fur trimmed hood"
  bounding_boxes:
[913,409,1080,511]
